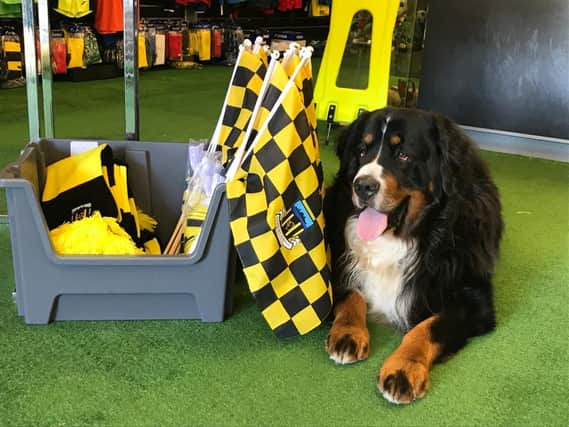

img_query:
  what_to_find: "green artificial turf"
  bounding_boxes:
[0,68,568,426]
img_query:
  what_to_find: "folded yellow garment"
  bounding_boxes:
[7,61,21,71]
[49,211,144,255]
[3,41,20,52]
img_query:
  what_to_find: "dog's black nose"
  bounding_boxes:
[354,176,380,201]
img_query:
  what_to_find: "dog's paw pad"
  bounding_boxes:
[326,326,370,365]
[378,360,429,404]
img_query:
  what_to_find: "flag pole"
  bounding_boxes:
[282,42,300,68]
[252,36,263,54]
[207,39,253,154]
[225,50,281,180]
[239,48,313,167]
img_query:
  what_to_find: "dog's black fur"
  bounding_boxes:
[324,107,503,369]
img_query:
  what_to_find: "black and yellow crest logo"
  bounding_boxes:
[275,199,315,249]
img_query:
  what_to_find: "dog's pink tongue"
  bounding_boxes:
[356,208,388,241]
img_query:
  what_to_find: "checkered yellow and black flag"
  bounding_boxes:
[226,58,333,338]
[285,50,318,145]
[216,48,267,164]
[223,50,287,182]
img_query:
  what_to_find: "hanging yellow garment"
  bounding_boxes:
[189,30,199,57]
[310,0,329,16]
[198,29,211,61]
[54,0,92,19]
[138,32,148,68]
[66,36,85,69]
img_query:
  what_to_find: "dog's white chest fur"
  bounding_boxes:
[343,217,416,329]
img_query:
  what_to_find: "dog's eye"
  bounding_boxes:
[398,152,409,161]
[359,147,366,158]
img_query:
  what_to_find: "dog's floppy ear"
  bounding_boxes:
[335,112,371,176]
[335,119,356,160]
[429,113,457,200]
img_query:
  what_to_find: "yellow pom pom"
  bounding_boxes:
[49,211,144,255]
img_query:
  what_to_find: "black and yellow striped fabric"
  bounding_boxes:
[249,55,284,141]
[285,53,319,161]
[226,60,333,338]
[106,163,140,241]
[1,37,23,81]
[42,144,118,229]
[41,144,160,252]
[217,50,267,165]
[183,203,208,254]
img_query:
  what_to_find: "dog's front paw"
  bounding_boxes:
[378,356,429,404]
[326,325,370,365]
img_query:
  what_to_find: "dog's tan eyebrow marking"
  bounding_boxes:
[363,133,374,144]
[390,135,401,145]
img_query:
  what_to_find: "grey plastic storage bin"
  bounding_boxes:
[0,139,236,324]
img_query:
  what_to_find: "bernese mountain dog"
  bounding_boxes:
[323,107,503,404]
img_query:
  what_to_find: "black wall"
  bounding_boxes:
[418,0,569,140]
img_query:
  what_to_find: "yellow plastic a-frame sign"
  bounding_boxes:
[314,0,399,124]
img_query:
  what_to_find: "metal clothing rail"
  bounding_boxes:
[21,0,39,140]
[124,0,139,140]
[20,0,140,141]
[0,0,141,223]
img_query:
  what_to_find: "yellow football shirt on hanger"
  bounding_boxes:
[54,0,92,18]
